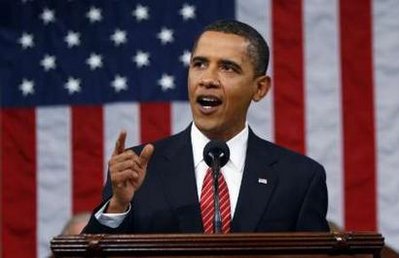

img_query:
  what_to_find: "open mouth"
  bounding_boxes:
[197,96,222,108]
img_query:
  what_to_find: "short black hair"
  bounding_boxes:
[192,20,270,77]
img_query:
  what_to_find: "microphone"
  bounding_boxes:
[203,140,230,169]
[203,140,230,233]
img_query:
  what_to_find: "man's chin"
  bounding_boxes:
[192,120,225,140]
[193,121,214,133]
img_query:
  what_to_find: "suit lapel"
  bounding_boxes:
[157,126,204,233]
[231,129,279,232]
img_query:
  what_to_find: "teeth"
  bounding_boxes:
[202,97,218,102]
[197,96,221,107]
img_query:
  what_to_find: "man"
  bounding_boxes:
[83,20,329,234]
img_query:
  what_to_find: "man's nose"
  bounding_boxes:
[199,68,220,88]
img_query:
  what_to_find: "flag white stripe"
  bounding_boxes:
[104,103,140,180]
[304,0,344,228]
[37,107,72,258]
[373,0,399,252]
[237,0,274,141]
[171,101,192,134]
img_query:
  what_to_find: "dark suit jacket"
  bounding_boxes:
[84,125,329,233]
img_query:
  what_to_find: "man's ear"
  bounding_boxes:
[252,75,271,102]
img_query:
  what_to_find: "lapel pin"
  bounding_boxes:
[258,178,268,185]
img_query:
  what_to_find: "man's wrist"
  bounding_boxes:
[95,200,131,228]
[106,197,130,213]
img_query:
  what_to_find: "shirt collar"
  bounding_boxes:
[191,122,249,172]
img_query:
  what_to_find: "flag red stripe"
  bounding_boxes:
[339,0,377,230]
[72,106,104,213]
[140,103,171,143]
[272,0,306,154]
[1,109,37,258]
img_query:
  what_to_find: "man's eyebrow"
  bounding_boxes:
[191,56,208,62]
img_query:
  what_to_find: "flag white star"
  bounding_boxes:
[19,33,34,49]
[40,54,56,71]
[64,77,81,94]
[86,53,103,70]
[40,8,55,24]
[19,79,34,96]
[158,74,175,91]
[86,6,102,23]
[179,4,196,20]
[65,31,80,48]
[179,50,191,66]
[111,75,128,92]
[133,50,150,68]
[157,28,174,45]
[132,4,149,21]
[111,29,127,46]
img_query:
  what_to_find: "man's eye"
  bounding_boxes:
[192,61,205,68]
[221,64,237,72]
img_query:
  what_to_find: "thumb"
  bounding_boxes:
[139,144,154,168]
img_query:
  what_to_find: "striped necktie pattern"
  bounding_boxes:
[200,168,231,233]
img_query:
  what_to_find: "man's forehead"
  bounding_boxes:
[193,31,249,56]
[197,31,247,44]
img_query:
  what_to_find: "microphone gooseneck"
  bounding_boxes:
[203,140,230,233]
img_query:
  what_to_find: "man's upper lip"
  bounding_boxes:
[196,95,222,107]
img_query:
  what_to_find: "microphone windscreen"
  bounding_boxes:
[203,140,230,168]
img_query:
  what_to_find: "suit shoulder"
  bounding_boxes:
[128,128,189,154]
[250,131,325,175]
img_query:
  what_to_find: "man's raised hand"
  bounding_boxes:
[107,130,154,213]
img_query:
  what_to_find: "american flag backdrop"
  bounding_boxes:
[1,0,398,257]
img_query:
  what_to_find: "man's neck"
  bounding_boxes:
[193,123,247,142]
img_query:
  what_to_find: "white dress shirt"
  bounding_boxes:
[191,123,248,218]
[96,123,249,227]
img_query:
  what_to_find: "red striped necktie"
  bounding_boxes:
[200,168,231,233]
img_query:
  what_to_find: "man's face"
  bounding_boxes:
[188,31,269,141]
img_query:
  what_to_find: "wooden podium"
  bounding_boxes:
[51,232,384,258]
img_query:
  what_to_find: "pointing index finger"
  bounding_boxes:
[113,130,127,156]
